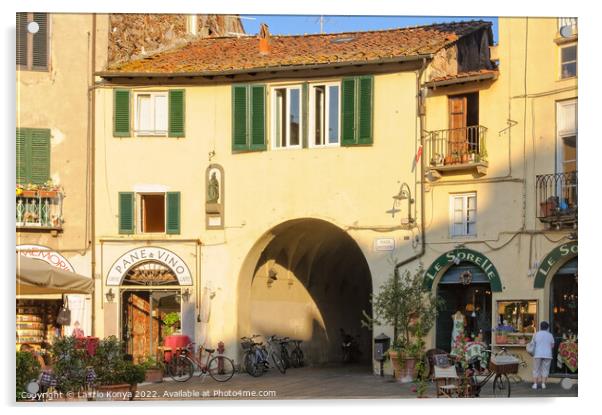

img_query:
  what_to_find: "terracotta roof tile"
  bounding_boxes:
[102,20,491,76]
[427,69,499,85]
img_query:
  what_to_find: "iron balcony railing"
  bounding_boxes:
[426,125,488,167]
[536,172,578,227]
[16,190,63,229]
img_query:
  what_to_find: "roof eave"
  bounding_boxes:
[424,71,498,89]
[96,53,435,79]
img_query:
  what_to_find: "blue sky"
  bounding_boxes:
[241,16,498,43]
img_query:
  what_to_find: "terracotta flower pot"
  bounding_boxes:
[400,357,418,383]
[144,368,164,383]
[95,383,134,401]
[388,351,403,381]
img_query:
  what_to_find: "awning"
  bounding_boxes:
[16,254,94,295]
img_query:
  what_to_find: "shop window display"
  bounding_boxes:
[494,300,538,345]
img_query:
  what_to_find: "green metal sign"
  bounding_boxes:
[534,241,578,288]
[423,248,502,292]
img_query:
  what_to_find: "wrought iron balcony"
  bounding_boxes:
[16,189,64,230]
[536,172,577,229]
[425,125,488,179]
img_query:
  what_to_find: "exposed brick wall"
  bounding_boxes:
[108,14,244,66]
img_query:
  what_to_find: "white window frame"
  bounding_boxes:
[270,85,303,150]
[559,44,577,80]
[556,99,578,174]
[449,193,477,238]
[138,192,166,234]
[309,82,341,148]
[133,91,168,137]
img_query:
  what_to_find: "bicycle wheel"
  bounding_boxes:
[290,349,301,368]
[492,374,511,397]
[208,355,235,382]
[271,352,286,374]
[168,355,194,382]
[281,347,291,369]
[244,351,264,377]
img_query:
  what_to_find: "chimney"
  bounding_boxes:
[258,23,270,55]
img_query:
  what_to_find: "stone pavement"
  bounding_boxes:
[136,365,578,401]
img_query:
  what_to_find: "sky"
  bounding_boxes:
[241,15,498,43]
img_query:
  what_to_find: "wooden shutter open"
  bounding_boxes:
[113,89,131,137]
[232,85,248,152]
[341,78,356,146]
[29,129,50,184]
[32,13,48,70]
[168,89,185,137]
[16,13,28,67]
[250,85,266,150]
[357,76,374,144]
[166,192,181,234]
[16,129,28,184]
[118,192,135,234]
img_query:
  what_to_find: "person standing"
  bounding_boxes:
[532,321,555,389]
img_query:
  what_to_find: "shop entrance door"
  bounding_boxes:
[435,264,492,352]
[122,290,180,362]
[549,257,578,375]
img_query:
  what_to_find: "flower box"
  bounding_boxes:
[20,190,38,198]
[38,190,58,198]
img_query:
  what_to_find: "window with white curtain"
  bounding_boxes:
[450,193,477,237]
[271,85,302,149]
[309,82,340,146]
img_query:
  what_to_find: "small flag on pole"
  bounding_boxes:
[412,145,423,172]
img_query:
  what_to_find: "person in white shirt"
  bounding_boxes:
[531,321,555,390]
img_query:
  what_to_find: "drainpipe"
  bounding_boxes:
[90,13,97,336]
[392,58,429,341]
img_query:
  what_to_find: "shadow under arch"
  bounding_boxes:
[236,218,373,366]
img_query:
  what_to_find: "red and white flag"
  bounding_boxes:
[412,145,423,172]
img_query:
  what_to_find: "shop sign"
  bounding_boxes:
[17,244,75,273]
[374,238,395,251]
[423,248,502,292]
[106,246,193,286]
[534,242,578,288]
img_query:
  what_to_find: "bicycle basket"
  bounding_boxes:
[489,355,520,374]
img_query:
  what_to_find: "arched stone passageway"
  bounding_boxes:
[238,218,373,366]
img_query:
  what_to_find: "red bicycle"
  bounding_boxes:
[167,342,235,383]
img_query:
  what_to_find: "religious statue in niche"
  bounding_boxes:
[205,164,224,229]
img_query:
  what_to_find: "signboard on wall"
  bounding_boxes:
[106,246,193,286]
[17,244,75,272]
[374,238,395,252]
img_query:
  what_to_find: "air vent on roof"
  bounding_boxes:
[330,37,355,44]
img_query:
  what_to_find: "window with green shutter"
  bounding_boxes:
[168,90,185,137]
[16,128,50,185]
[341,75,374,146]
[118,192,135,234]
[232,84,266,152]
[166,192,181,234]
[114,89,131,137]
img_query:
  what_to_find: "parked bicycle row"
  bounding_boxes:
[240,334,305,377]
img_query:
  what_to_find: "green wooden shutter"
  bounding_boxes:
[113,89,131,137]
[166,192,181,234]
[168,89,185,137]
[357,76,374,144]
[232,85,248,152]
[341,78,356,146]
[118,192,135,234]
[302,83,309,148]
[16,129,28,184]
[29,129,50,184]
[32,13,48,70]
[250,85,266,150]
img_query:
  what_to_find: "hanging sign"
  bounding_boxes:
[106,246,193,286]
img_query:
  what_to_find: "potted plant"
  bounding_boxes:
[494,324,514,344]
[49,335,90,400]
[162,312,180,337]
[140,356,165,383]
[16,350,41,401]
[91,336,144,401]
[363,262,442,383]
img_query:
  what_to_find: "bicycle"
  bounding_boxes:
[240,335,266,377]
[167,342,235,383]
[462,347,519,398]
[276,336,292,369]
[289,339,305,368]
[264,335,287,374]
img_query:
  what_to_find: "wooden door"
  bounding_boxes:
[124,291,151,363]
[449,96,468,156]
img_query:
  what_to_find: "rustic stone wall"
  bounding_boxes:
[427,46,458,81]
[108,14,244,66]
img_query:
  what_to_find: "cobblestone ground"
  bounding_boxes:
[135,365,578,401]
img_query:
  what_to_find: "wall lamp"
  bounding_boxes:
[392,182,415,225]
[105,288,115,303]
[181,288,191,303]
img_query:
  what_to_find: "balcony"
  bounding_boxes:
[425,125,488,179]
[536,172,577,229]
[16,189,64,231]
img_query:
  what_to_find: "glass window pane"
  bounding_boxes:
[137,95,152,132]
[314,86,325,145]
[453,224,464,236]
[328,85,340,144]
[154,95,168,133]
[289,89,300,146]
[561,46,577,63]
[467,222,476,235]
[561,62,577,78]
[454,211,463,223]
[454,197,463,210]
[468,196,476,210]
